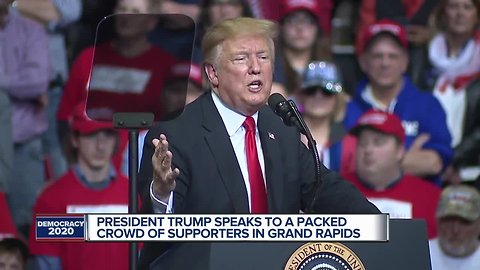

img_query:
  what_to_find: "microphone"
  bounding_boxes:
[267,93,305,135]
[268,93,322,213]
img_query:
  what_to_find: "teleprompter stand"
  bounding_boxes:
[113,112,154,270]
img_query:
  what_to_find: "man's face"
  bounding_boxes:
[281,11,318,51]
[206,35,273,115]
[162,80,188,114]
[72,130,117,171]
[208,1,243,25]
[360,36,408,91]
[300,88,337,119]
[114,0,157,39]
[444,0,478,36]
[356,129,404,183]
[0,252,23,270]
[162,79,204,113]
[438,217,480,257]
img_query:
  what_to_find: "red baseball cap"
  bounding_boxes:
[350,110,405,143]
[360,19,408,54]
[166,62,203,88]
[279,0,320,20]
[70,103,116,135]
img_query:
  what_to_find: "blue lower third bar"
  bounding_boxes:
[36,215,85,241]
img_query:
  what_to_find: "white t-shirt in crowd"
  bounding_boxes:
[429,238,480,270]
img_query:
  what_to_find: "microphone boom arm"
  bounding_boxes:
[286,101,322,213]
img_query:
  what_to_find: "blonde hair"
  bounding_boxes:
[201,17,278,64]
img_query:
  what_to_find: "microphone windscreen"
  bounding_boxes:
[268,93,287,112]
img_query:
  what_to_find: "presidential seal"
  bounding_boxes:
[284,242,365,270]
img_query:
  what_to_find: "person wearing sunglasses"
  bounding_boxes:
[298,61,345,169]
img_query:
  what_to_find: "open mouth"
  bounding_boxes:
[248,80,263,91]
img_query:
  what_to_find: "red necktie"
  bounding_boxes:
[243,116,268,213]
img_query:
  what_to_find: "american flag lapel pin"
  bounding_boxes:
[268,132,275,140]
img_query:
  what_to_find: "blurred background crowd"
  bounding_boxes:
[0,0,479,269]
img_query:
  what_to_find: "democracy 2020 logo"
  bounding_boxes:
[284,242,365,270]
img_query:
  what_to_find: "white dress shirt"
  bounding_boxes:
[151,92,266,213]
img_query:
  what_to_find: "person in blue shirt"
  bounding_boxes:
[343,19,453,184]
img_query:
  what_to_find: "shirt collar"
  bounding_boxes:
[358,172,404,191]
[362,84,398,113]
[72,164,116,190]
[211,91,259,136]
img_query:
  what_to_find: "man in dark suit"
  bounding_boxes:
[138,17,379,269]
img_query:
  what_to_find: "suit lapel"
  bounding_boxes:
[201,94,250,213]
[258,108,284,213]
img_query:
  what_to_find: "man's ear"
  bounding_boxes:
[204,63,219,88]
[70,134,79,149]
[397,143,406,163]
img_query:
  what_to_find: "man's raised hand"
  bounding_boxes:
[151,134,180,203]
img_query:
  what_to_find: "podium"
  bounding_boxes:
[150,219,432,270]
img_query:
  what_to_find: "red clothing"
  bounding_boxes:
[343,173,440,239]
[57,42,176,122]
[57,43,176,171]
[29,171,130,270]
[0,192,17,239]
[246,0,280,22]
[339,134,357,177]
[315,0,333,35]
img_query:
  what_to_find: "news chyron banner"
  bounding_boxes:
[36,214,389,242]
